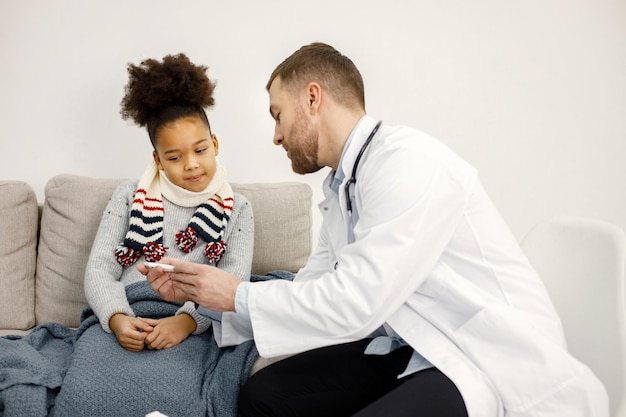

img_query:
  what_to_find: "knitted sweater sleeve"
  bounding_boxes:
[84,181,137,333]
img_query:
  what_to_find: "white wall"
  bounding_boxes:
[1,0,625,244]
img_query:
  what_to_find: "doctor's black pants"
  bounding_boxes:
[237,338,468,417]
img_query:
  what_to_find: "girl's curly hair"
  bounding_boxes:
[120,53,216,144]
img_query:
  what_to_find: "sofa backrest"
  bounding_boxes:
[1,174,312,330]
[35,175,126,328]
[0,181,38,331]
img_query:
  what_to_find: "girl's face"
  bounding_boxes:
[153,116,219,192]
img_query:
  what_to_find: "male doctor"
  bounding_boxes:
[142,42,609,417]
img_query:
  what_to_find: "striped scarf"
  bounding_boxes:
[115,161,233,266]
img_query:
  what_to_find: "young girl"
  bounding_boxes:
[84,53,254,352]
[50,54,256,417]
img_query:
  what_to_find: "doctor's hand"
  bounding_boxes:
[169,261,239,312]
[137,258,190,304]
[138,258,239,312]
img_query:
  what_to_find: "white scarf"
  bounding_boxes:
[114,160,234,266]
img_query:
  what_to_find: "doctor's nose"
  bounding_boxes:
[273,126,283,146]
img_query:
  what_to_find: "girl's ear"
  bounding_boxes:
[153,150,163,170]
[212,134,219,156]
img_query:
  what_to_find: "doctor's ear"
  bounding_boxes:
[306,82,322,114]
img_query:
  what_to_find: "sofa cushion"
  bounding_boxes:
[35,175,125,327]
[0,181,38,330]
[34,175,312,328]
[232,182,312,275]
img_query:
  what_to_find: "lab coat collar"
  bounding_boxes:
[338,115,380,183]
[323,115,379,200]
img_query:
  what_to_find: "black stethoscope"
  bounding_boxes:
[344,120,382,243]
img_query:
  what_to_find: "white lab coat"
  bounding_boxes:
[242,116,609,417]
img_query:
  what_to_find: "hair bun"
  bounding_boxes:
[121,53,216,127]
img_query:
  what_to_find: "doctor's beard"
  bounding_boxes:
[288,105,323,175]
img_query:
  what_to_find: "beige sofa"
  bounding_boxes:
[0,174,313,338]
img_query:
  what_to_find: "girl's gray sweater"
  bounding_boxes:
[84,180,254,334]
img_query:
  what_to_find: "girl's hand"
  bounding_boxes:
[143,314,197,350]
[109,313,154,352]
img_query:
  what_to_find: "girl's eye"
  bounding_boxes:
[167,156,181,162]
[196,148,208,154]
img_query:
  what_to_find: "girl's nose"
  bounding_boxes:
[185,155,199,170]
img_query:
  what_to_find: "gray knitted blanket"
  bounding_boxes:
[0,323,75,417]
[1,280,259,417]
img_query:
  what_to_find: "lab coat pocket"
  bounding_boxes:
[413,264,608,416]
[453,303,608,416]
[415,263,489,330]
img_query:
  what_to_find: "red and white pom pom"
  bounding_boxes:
[115,245,141,266]
[143,242,167,262]
[176,227,199,253]
[205,240,227,263]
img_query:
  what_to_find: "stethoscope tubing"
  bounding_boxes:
[344,120,383,216]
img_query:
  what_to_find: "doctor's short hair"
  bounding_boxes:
[266,42,365,111]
